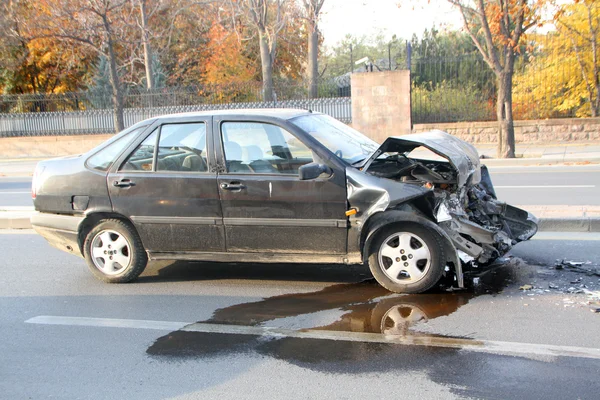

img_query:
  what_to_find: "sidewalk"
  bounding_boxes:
[478,142,600,166]
[2,205,599,232]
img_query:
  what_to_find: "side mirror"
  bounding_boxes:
[298,162,332,180]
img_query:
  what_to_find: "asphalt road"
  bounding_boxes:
[1,164,599,208]
[2,231,600,399]
[0,177,31,207]
[488,165,600,205]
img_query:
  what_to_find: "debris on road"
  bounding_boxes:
[520,284,533,291]
[555,259,600,277]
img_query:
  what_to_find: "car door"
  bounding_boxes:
[108,116,225,253]
[213,117,348,255]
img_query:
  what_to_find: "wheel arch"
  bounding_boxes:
[78,212,138,254]
[360,209,464,288]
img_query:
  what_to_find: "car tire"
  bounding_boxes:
[83,219,147,283]
[367,222,446,294]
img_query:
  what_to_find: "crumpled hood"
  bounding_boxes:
[363,130,481,187]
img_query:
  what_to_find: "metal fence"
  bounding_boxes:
[0,80,350,114]
[0,97,352,137]
[409,35,584,124]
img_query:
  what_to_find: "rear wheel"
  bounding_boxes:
[368,223,446,294]
[83,219,147,283]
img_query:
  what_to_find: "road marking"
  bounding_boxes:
[495,185,595,189]
[26,315,600,361]
[533,232,600,241]
[27,315,187,331]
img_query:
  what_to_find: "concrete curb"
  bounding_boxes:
[482,156,600,167]
[1,211,599,233]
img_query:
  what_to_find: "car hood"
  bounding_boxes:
[362,130,481,187]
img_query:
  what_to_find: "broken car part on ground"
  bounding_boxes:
[30,110,537,294]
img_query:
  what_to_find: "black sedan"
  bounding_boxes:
[31,109,537,293]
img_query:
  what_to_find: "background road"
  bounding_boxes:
[2,164,599,207]
[2,231,600,399]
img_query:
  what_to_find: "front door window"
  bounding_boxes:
[221,122,314,174]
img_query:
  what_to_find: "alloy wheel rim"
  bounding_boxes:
[380,304,428,336]
[91,230,131,276]
[378,232,431,284]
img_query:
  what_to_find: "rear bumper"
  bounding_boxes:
[31,212,85,257]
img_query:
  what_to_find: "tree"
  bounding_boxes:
[448,0,544,158]
[0,0,91,100]
[137,0,154,89]
[235,0,288,101]
[555,0,600,117]
[29,0,136,132]
[302,0,325,98]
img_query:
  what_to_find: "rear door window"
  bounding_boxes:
[156,123,207,172]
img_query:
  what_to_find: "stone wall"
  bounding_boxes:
[0,134,113,159]
[413,118,600,143]
[351,71,411,143]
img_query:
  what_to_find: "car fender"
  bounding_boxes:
[361,210,464,288]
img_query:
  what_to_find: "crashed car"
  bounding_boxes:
[31,109,537,293]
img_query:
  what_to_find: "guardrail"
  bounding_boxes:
[0,97,352,137]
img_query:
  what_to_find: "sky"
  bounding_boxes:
[319,0,464,48]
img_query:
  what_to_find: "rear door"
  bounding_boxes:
[108,116,225,253]
[214,118,348,255]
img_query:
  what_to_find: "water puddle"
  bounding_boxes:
[147,265,511,360]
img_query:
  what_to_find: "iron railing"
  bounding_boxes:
[0,97,352,137]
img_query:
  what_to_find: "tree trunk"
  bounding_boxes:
[307,19,318,98]
[259,32,275,102]
[139,0,153,90]
[495,73,515,158]
[503,72,516,158]
[107,40,124,132]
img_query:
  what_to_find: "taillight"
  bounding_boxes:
[31,165,43,199]
[31,168,37,199]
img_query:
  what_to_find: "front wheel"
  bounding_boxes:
[83,219,148,283]
[368,223,446,294]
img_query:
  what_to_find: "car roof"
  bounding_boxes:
[153,108,315,122]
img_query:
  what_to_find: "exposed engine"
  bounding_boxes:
[366,152,537,267]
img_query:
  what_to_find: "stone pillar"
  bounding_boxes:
[351,70,412,143]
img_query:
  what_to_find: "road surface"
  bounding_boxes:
[2,231,600,399]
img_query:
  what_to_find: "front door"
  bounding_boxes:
[214,119,347,254]
[108,117,224,253]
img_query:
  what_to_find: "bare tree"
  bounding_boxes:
[303,0,325,98]
[138,0,154,89]
[449,0,542,158]
[29,0,135,132]
[235,0,288,101]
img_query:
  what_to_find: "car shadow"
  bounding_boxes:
[137,259,373,284]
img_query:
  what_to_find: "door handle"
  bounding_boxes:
[113,179,135,188]
[220,182,246,191]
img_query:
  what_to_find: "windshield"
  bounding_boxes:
[290,114,379,164]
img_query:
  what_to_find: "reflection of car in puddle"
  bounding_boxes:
[206,280,471,335]
[147,279,489,360]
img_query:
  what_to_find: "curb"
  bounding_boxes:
[482,156,600,167]
[1,212,599,233]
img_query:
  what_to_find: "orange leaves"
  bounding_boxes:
[204,23,258,85]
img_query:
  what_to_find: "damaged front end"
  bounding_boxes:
[354,130,537,285]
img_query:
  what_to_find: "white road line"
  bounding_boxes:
[495,185,595,189]
[26,315,187,331]
[25,315,600,361]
